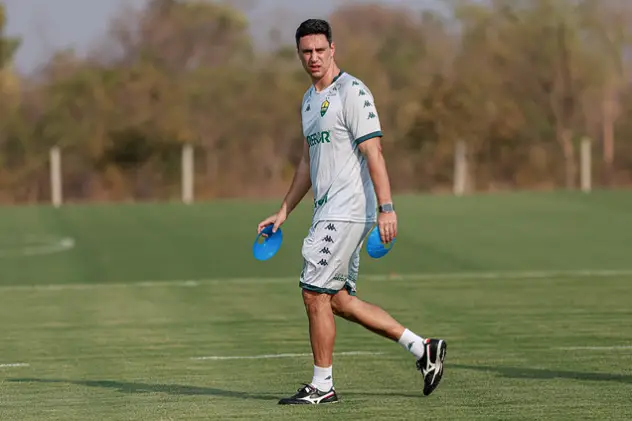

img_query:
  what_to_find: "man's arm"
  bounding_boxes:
[357,137,392,207]
[342,79,391,206]
[358,136,397,243]
[279,139,312,216]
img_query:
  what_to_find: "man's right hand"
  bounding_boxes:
[257,209,287,235]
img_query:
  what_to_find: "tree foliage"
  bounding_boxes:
[1,0,632,203]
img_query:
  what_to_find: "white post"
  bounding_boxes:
[50,146,62,208]
[182,144,194,204]
[580,137,592,193]
[453,140,467,196]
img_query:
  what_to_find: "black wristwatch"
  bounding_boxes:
[379,203,395,213]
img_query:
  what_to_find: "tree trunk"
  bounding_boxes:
[602,86,616,186]
[559,126,576,189]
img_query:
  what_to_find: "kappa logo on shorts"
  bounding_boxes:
[317,259,328,266]
[325,223,337,231]
[323,235,334,243]
[320,247,331,255]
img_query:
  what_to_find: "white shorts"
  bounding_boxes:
[299,220,374,296]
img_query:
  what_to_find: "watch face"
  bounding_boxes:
[380,204,394,212]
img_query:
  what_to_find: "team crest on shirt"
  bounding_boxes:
[320,99,330,117]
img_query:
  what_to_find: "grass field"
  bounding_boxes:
[0,190,631,420]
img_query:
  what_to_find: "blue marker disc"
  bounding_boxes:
[366,225,396,258]
[253,225,283,261]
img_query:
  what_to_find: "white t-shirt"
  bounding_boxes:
[301,71,383,224]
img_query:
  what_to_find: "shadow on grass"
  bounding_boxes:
[451,364,632,384]
[13,363,626,402]
[9,378,278,400]
[8,378,423,400]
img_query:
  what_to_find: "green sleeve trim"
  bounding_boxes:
[354,131,383,145]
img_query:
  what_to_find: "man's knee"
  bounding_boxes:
[331,289,357,319]
[302,289,333,314]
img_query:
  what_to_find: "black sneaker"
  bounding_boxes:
[416,338,447,396]
[278,383,338,405]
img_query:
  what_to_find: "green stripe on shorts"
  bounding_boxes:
[300,281,356,296]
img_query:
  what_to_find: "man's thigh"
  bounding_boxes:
[299,220,373,296]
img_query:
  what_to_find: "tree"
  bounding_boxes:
[3,0,632,204]
[0,4,20,69]
[577,0,632,185]
[449,0,605,189]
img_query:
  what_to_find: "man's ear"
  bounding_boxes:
[330,41,336,57]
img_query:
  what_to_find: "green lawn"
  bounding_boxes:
[0,190,631,420]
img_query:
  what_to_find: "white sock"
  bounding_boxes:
[398,328,426,360]
[311,365,333,392]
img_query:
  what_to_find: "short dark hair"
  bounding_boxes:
[295,19,333,48]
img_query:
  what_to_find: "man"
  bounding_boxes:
[257,18,447,405]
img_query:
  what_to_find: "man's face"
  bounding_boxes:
[297,34,335,80]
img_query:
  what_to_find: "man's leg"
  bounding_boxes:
[278,221,343,405]
[335,226,447,396]
[277,287,340,405]
[339,229,413,346]
[331,288,405,340]
[331,288,447,396]
[302,289,335,388]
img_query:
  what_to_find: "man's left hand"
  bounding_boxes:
[377,210,397,244]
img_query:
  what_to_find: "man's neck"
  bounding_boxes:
[313,64,341,92]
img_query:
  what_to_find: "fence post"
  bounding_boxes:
[50,146,62,208]
[580,137,592,193]
[182,144,194,204]
[454,140,467,196]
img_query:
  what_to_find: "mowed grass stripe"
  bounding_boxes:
[0,191,630,419]
[0,268,631,291]
[1,275,631,420]
[0,190,631,287]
